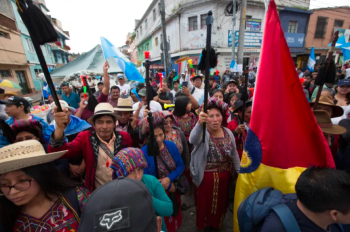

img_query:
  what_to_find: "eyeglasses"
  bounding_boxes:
[15,136,36,143]
[0,179,33,195]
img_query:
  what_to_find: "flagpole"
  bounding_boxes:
[313,31,339,110]
[203,10,213,143]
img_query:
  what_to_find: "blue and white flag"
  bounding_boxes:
[230,60,238,72]
[328,35,346,47]
[341,46,350,63]
[307,47,315,72]
[100,37,145,83]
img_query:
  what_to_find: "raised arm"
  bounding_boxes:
[102,61,110,96]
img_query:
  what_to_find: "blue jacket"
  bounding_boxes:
[142,140,184,182]
[44,115,91,143]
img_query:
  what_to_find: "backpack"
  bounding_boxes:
[238,187,299,232]
[238,187,345,232]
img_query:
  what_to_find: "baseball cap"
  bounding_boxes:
[233,100,253,113]
[191,75,203,81]
[78,177,158,232]
[0,96,30,109]
[137,83,145,89]
[338,79,350,87]
[227,79,238,86]
[118,74,125,79]
[138,88,147,97]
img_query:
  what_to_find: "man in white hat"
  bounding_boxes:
[48,102,132,192]
[117,74,130,98]
[115,98,140,147]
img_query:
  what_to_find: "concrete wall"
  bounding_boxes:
[0,64,34,95]
[0,0,15,20]
[305,7,350,48]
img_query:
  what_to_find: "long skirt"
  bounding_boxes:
[194,170,230,230]
[164,191,182,232]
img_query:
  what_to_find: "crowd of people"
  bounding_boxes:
[0,60,350,232]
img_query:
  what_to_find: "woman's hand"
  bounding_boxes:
[235,124,246,134]
[159,177,171,190]
[79,99,88,109]
[198,112,208,126]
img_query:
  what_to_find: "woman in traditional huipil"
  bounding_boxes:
[190,98,240,232]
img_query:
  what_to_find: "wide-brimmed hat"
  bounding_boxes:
[309,95,343,118]
[0,91,18,99]
[0,140,67,174]
[111,148,148,178]
[233,100,253,113]
[114,98,133,112]
[87,103,119,124]
[313,110,346,135]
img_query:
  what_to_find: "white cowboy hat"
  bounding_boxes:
[114,98,133,112]
[87,103,119,124]
[0,140,67,174]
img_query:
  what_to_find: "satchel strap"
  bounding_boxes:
[99,142,115,160]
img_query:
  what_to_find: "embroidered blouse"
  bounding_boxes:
[165,129,183,155]
[157,147,177,179]
[14,186,89,232]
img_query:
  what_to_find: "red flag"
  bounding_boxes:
[234,1,334,230]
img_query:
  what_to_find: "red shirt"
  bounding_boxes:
[227,117,247,159]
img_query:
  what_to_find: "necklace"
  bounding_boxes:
[23,201,53,232]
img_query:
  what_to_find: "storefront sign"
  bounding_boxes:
[284,33,305,48]
[246,18,262,31]
[150,64,164,69]
[228,30,263,48]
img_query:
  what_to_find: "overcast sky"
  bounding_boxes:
[44,0,349,54]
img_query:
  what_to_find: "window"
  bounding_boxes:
[145,19,148,30]
[200,14,206,29]
[155,37,158,46]
[315,17,328,38]
[145,43,149,51]
[334,20,344,28]
[0,70,10,78]
[0,31,9,39]
[288,21,298,33]
[153,9,156,21]
[189,16,198,31]
[45,46,51,57]
[245,15,252,29]
[140,26,143,35]
[25,38,35,52]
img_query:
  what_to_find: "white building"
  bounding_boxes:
[134,0,310,74]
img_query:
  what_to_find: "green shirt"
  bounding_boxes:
[142,174,173,232]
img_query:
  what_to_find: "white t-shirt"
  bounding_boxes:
[118,84,131,97]
[133,100,162,119]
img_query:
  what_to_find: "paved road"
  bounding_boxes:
[178,195,233,232]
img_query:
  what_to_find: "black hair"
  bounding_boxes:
[153,122,165,133]
[13,104,29,114]
[229,93,241,103]
[208,104,227,127]
[78,88,89,96]
[212,89,224,98]
[97,82,104,86]
[0,163,79,230]
[110,86,120,91]
[303,73,311,78]
[173,96,190,117]
[92,114,116,125]
[60,83,69,88]
[175,91,186,98]
[295,166,350,214]
[173,80,180,85]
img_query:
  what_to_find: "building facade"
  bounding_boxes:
[304,6,350,67]
[0,12,36,95]
[9,0,71,91]
[134,0,311,74]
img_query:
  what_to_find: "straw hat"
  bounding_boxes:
[87,103,119,124]
[50,100,70,110]
[309,95,344,118]
[313,110,346,135]
[0,140,67,174]
[114,98,133,112]
[0,91,18,99]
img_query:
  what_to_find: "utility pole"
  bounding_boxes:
[231,0,236,61]
[237,0,247,65]
[159,0,169,78]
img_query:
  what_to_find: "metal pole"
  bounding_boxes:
[159,0,169,78]
[202,11,213,143]
[231,0,236,61]
[237,0,247,65]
